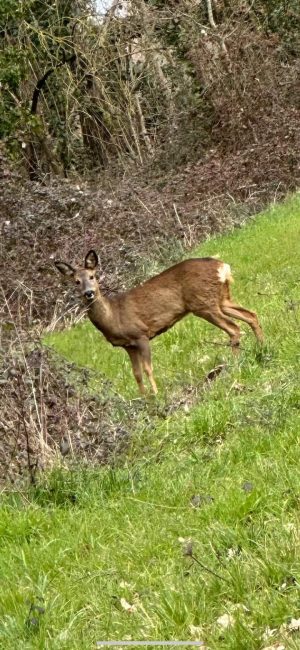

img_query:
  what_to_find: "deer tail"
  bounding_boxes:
[218,262,233,284]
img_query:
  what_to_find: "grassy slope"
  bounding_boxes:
[1,196,300,649]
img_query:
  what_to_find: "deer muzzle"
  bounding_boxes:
[84,290,95,300]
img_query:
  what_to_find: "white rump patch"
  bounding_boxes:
[218,263,232,283]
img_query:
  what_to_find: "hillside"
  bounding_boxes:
[1,196,300,649]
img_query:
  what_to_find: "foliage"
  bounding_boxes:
[0,0,299,177]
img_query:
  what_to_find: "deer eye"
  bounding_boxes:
[89,275,94,280]
[76,280,80,285]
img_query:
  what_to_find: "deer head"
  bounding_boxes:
[55,250,99,302]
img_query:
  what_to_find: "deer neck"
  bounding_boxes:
[87,289,114,329]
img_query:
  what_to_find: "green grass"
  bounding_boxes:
[1,195,300,649]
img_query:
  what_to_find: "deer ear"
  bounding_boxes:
[54,261,75,277]
[85,250,98,269]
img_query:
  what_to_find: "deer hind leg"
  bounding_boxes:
[222,301,264,343]
[195,307,241,351]
[126,347,146,395]
[136,337,158,395]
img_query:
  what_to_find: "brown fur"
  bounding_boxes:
[55,252,263,394]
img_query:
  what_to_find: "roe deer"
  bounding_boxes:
[55,250,263,395]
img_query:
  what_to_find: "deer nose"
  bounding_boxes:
[84,290,95,300]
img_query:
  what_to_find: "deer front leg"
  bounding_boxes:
[126,346,146,395]
[136,337,158,395]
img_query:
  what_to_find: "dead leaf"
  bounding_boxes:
[262,626,277,641]
[120,598,136,613]
[226,547,241,560]
[231,381,247,393]
[189,624,203,639]
[205,364,225,382]
[216,613,235,629]
[261,645,285,650]
[287,618,300,632]
[278,576,296,591]
[231,603,250,613]
[199,355,210,364]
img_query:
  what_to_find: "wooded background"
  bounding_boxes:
[1,0,299,180]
